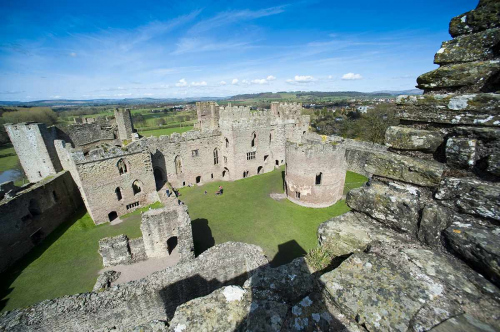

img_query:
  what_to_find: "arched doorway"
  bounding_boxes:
[108,211,118,222]
[167,236,178,254]
[154,168,166,191]
[222,167,229,178]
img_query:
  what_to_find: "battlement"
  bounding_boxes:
[286,139,345,156]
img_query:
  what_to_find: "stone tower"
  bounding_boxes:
[196,101,220,131]
[285,139,346,208]
[4,122,62,183]
[114,108,134,141]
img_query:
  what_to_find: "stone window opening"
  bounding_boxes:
[28,199,41,216]
[182,181,186,186]
[225,137,229,148]
[243,170,249,178]
[115,187,123,201]
[257,166,263,174]
[175,155,183,174]
[211,173,214,179]
[196,176,201,184]
[52,190,59,202]
[264,155,269,162]
[295,192,301,199]
[275,160,279,166]
[251,132,256,148]
[303,131,306,135]
[108,211,118,222]
[223,168,229,178]
[316,172,322,185]
[167,236,178,255]
[247,152,256,160]
[117,159,128,175]
[132,180,142,195]
[192,149,199,157]
[269,133,272,144]
[126,202,140,210]
[214,148,219,165]
[38,171,42,178]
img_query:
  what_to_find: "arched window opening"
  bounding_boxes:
[316,172,322,185]
[213,148,219,165]
[167,236,178,255]
[243,171,249,178]
[115,187,123,200]
[257,166,263,174]
[132,180,142,195]
[117,159,128,175]
[174,155,183,175]
[196,176,201,184]
[251,132,256,147]
[108,211,118,222]
[154,168,166,191]
[28,199,41,216]
[223,167,229,178]
[225,137,229,148]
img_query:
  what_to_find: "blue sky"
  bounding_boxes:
[0,0,478,101]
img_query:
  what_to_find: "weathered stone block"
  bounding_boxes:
[346,182,421,235]
[98,235,132,267]
[453,126,500,140]
[444,222,500,287]
[487,153,500,176]
[320,253,430,332]
[449,2,500,37]
[435,28,500,64]
[445,138,478,168]
[397,93,500,113]
[416,60,500,93]
[93,270,121,292]
[385,126,443,152]
[364,151,444,186]
[429,314,496,332]
[168,285,289,332]
[435,177,500,221]
[398,108,500,127]
[417,204,452,249]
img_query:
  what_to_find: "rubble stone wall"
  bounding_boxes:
[0,242,268,332]
[0,171,82,272]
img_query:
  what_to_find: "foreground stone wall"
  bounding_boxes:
[0,242,267,331]
[0,171,82,273]
[285,139,346,208]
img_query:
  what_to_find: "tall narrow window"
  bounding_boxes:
[115,187,123,200]
[132,180,142,195]
[316,172,322,185]
[225,137,229,148]
[214,148,219,165]
[251,132,256,147]
[117,159,127,175]
[174,155,183,174]
[295,192,301,199]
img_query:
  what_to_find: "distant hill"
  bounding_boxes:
[0,97,221,107]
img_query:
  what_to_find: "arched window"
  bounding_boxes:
[117,159,128,175]
[225,137,229,148]
[269,130,274,144]
[251,132,256,147]
[316,172,322,185]
[132,180,142,195]
[115,187,123,200]
[213,148,219,165]
[174,155,183,174]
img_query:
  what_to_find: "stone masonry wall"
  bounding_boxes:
[141,205,195,263]
[0,242,267,331]
[0,171,82,273]
[285,139,346,208]
[115,108,134,141]
[4,122,62,183]
[344,0,500,289]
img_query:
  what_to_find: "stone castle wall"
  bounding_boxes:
[285,140,346,208]
[115,108,134,141]
[0,242,267,331]
[4,123,62,183]
[0,171,82,272]
[64,122,116,148]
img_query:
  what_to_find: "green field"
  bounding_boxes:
[0,144,19,173]
[0,203,162,312]
[0,168,366,312]
[139,126,194,137]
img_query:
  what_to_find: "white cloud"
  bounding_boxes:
[241,79,250,85]
[220,81,227,85]
[69,52,77,57]
[231,78,239,85]
[251,79,268,85]
[175,78,188,87]
[266,75,276,81]
[191,81,207,86]
[342,73,363,80]
[328,75,333,79]
[286,75,316,84]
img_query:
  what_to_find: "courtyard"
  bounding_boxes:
[0,167,366,312]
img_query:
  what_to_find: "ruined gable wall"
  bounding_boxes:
[0,242,267,331]
[64,122,116,147]
[71,144,159,224]
[115,108,134,141]
[0,171,82,273]
[4,123,62,183]
[285,140,346,208]
[145,130,224,188]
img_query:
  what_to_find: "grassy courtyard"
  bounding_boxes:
[139,125,193,137]
[0,168,366,312]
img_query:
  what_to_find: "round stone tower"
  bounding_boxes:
[285,140,346,208]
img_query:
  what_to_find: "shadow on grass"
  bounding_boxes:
[191,218,215,257]
[0,206,87,311]
[270,239,307,267]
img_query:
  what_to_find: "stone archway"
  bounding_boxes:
[154,167,166,191]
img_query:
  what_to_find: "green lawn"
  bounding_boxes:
[0,169,366,312]
[179,168,367,266]
[0,203,162,312]
[0,144,19,172]
[139,126,194,137]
